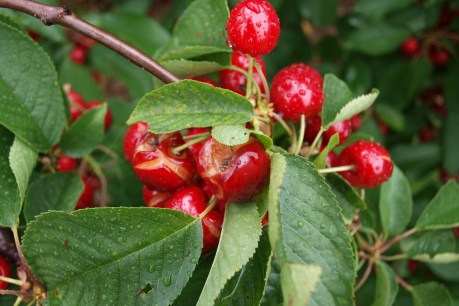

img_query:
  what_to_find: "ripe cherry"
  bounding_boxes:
[453,227,459,238]
[350,114,362,131]
[189,76,218,87]
[304,115,322,144]
[87,101,113,131]
[219,51,267,95]
[407,260,420,273]
[69,44,88,65]
[226,0,280,56]
[197,136,270,203]
[143,186,171,208]
[57,155,78,172]
[439,168,459,183]
[271,63,324,123]
[123,122,149,162]
[75,176,94,209]
[132,132,197,192]
[165,187,223,253]
[326,150,337,167]
[334,140,394,188]
[27,29,41,41]
[0,256,11,290]
[429,47,449,66]
[401,37,420,58]
[67,90,87,122]
[323,120,352,145]
[185,128,210,162]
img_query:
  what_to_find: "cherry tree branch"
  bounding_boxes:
[0,0,180,84]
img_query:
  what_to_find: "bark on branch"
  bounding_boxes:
[0,0,180,84]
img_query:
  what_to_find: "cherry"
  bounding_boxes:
[0,256,11,290]
[185,128,210,162]
[75,176,94,209]
[197,136,270,203]
[439,168,459,183]
[132,132,197,192]
[304,115,322,144]
[326,150,337,167]
[350,114,362,131]
[27,29,41,41]
[401,37,420,58]
[165,187,223,253]
[323,120,352,145]
[429,47,449,66]
[271,63,324,123]
[189,76,218,87]
[123,122,149,162]
[142,186,171,208]
[334,140,394,188]
[407,260,420,273]
[226,0,280,56]
[67,90,87,122]
[87,101,113,131]
[219,51,267,95]
[69,44,88,65]
[419,125,436,142]
[57,155,78,172]
[453,227,459,238]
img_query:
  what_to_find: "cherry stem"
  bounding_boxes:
[397,276,413,292]
[294,115,306,155]
[230,66,262,105]
[199,196,217,219]
[253,60,270,104]
[380,228,417,253]
[246,56,255,99]
[13,296,24,306]
[97,145,119,159]
[182,131,211,140]
[354,260,373,291]
[0,276,23,286]
[318,164,355,174]
[11,225,46,296]
[0,289,32,297]
[307,127,325,158]
[0,0,179,84]
[379,254,407,261]
[173,134,209,154]
[270,112,293,137]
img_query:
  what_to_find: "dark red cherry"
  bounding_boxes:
[123,122,149,162]
[323,120,352,145]
[87,101,113,131]
[57,155,78,172]
[142,186,171,208]
[0,256,11,290]
[75,176,94,210]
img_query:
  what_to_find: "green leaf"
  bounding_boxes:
[416,181,459,230]
[325,173,366,224]
[280,263,322,306]
[372,261,398,306]
[411,282,453,306]
[0,126,20,227]
[428,262,459,282]
[59,104,106,157]
[9,137,37,204]
[353,0,412,20]
[345,22,410,55]
[22,208,203,306]
[23,173,84,223]
[215,228,272,306]
[298,0,337,26]
[379,166,412,237]
[374,104,405,132]
[261,257,283,306]
[212,125,273,149]
[157,0,230,58]
[0,21,65,152]
[59,58,104,101]
[407,231,459,264]
[322,74,353,128]
[268,153,355,306]
[443,113,459,173]
[197,203,262,306]
[128,80,254,133]
[161,55,230,78]
[313,133,339,169]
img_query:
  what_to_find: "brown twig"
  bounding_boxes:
[0,289,33,297]
[354,260,374,291]
[380,228,417,253]
[396,276,413,292]
[0,0,179,84]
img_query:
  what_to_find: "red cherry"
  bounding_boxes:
[439,168,459,183]
[197,136,270,203]
[219,51,267,95]
[350,114,362,131]
[69,44,88,65]
[76,176,94,209]
[304,115,322,144]
[419,126,436,142]
[87,101,113,131]
[334,140,394,188]
[407,260,420,273]
[261,213,269,226]
[323,120,352,145]
[57,155,78,172]
[453,227,459,238]
[0,256,11,290]
[123,122,149,162]
[185,128,210,162]
[271,63,324,123]
[189,76,218,87]
[67,90,87,122]
[27,29,41,41]
[142,186,171,208]
[379,122,389,135]
[132,132,197,192]
[165,187,223,253]
[429,47,449,66]
[401,37,420,58]
[326,150,337,167]
[226,0,280,56]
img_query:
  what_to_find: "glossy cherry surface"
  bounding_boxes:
[334,140,394,188]
[226,0,280,56]
[57,155,78,172]
[323,120,352,145]
[401,37,419,57]
[142,186,171,208]
[304,115,322,144]
[197,136,270,203]
[123,122,148,162]
[0,256,11,290]
[271,63,324,123]
[132,132,197,192]
[75,176,94,209]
